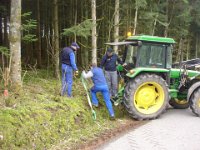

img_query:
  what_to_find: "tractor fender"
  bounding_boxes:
[187,81,200,101]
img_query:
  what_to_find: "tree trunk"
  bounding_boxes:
[0,14,2,45]
[84,0,89,67]
[3,14,9,67]
[53,0,60,79]
[176,38,183,63]
[133,6,138,35]
[152,15,158,36]
[4,16,8,47]
[91,0,97,64]
[186,39,190,60]
[152,0,160,36]
[74,0,77,42]
[126,0,129,37]
[113,0,119,53]
[196,34,198,58]
[36,0,42,67]
[164,0,169,37]
[44,0,50,67]
[0,14,3,67]
[107,0,113,43]
[10,0,22,88]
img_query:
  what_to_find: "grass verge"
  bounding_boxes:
[0,70,132,150]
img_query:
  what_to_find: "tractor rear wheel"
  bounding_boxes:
[190,88,200,117]
[169,98,189,109]
[124,74,169,120]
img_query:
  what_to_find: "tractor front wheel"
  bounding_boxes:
[169,98,189,109]
[190,88,200,117]
[124,74,169,120]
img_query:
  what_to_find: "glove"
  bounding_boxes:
[122,63,127,67]
[81,70,86,78]
[81,70,85,74]
[75,70,79,76]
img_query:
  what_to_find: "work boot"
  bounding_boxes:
[109,115,116,121]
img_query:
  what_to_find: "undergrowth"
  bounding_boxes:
[0,69,128,150]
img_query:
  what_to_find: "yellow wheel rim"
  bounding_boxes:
[198,99,200,108]
[134,82,165,114]
[174,99,188,105]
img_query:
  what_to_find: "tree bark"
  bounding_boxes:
[164,0,169,37]
[4,16,8,47]
[133,7,138,35]
[151,0,160,36]
[196,33,198,58]
[0,14,3,69]
[53,0,60,79]
[10,0,22,88]
[176,38,183,63]
[74,0,77,42]
[113,0,119,53]
[152,15,158,36]
[0,14,2,45]
[186,39,190,60]
[91,0,97,64]
[84,0,89,67]
[126,0,129,37]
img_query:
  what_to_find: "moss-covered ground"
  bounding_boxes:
[0,70,131,150]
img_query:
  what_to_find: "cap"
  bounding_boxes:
[71,42,80,49]
[107,47,113,52]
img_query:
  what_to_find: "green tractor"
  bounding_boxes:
[107,35,200,120]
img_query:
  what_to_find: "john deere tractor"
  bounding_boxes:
[107,35,200,120]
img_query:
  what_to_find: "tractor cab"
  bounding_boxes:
[106,35,175,70]
[106,35,175,69]
[124,40,173,69]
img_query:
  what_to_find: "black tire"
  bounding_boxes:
[190,88,200,117]
[169,99,189,109]
[124,74,169,120]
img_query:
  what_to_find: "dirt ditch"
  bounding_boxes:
[73,119,147,150]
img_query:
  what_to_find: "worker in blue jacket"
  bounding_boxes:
[100,47,123,98]
[61,42,79,97]
[82,63,115,119]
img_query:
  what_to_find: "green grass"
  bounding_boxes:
[0,69,128,150]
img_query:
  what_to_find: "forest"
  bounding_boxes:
[1,0,200,149]
[1,0,200,86]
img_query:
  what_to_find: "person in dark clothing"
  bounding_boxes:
[82,63,115,118]
[61,42,79,97]
[100,47,123,98]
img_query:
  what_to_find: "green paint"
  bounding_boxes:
[127,35,175,44]
[126,67,169,78]
[170,68,199,78]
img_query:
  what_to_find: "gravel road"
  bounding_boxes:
[98,108,200,150]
